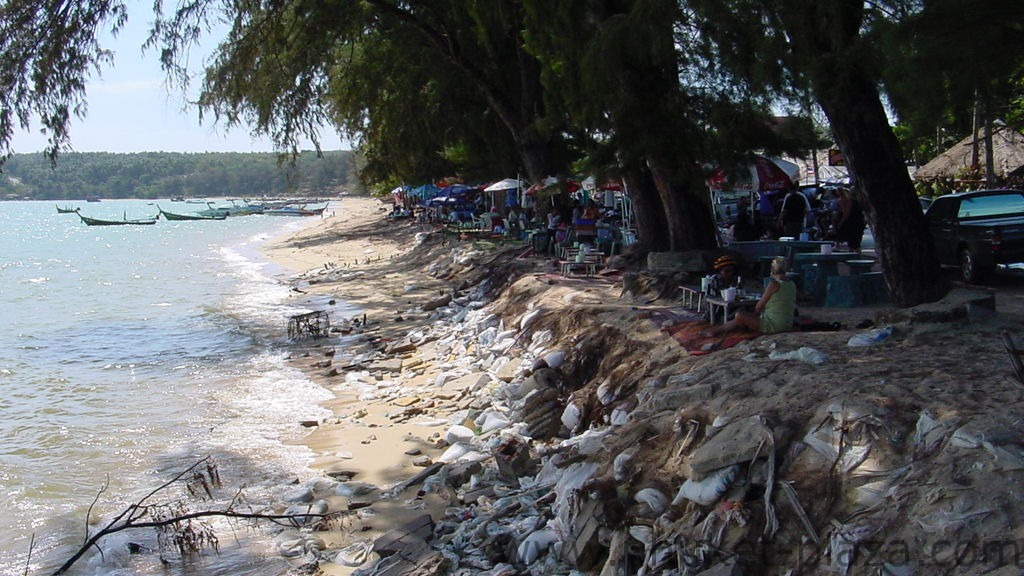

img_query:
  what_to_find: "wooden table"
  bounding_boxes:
[728,239,835,275]
[559,253,603,277]
[704,294,760,325]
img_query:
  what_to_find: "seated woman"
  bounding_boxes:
[702,257,795,337]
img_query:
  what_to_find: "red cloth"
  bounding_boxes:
[663,320,760,355]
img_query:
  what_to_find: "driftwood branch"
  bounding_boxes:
[50,457,345,575]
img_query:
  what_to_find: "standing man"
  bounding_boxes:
[778,186,809,238]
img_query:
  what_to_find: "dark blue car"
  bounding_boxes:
[925,189,1024,283]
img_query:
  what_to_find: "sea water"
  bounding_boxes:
[0,200,353,575]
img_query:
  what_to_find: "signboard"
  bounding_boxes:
[828,148,846,166]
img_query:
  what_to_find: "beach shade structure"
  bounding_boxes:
[484,178,523,209]
[915,126,1024,181]
[753,156,800,191]
[581,176,623,192]
[484,178,523,192]
[706,155,800,192]
[427,195,464,206]
[581,176,625,204]
[526,176,559,195]
[410,184,440,204]
[438,183,478,198]
[525,176,581,195]
[389,185,411,205]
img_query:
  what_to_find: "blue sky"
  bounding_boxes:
[11,8,347,154]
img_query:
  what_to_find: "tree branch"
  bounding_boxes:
[49,457,348,575]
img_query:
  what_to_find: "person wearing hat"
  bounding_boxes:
[701,256,796,337]
[708,255,742,298]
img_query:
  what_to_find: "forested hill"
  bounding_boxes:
[0,150,360,200]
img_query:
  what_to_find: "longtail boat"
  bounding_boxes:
[56,205,78,214]
[264,203,328,216]
[77,212,157,226]
[157,206,228,221]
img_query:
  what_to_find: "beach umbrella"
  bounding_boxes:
[751,156,799,191]
[484,178,522,210]
[438,184,477,198]
[526,176,560,195]
[706,155,799,192]
[483,178,522,192]
[410,184,440,203]
[526,176,581,195]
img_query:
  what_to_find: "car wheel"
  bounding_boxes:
[960,248,986,283]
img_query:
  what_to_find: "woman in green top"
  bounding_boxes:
[701,256,796,337]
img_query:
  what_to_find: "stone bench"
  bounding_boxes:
[825,272,890,307]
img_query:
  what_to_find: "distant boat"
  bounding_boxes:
[197,199,264,217]
[85,195,101,203]
[56,204,78,214]
[264,203,328,216]
[157,206,227,221]
[77,211,157,226]
[195,202,232,218]
[217,199,265,215]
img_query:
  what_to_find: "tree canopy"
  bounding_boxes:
[0,150,357,200]
[4,0,1024,304]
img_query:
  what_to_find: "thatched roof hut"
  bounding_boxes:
[915,126,1024,180]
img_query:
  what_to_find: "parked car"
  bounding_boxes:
[924,189,1024,283]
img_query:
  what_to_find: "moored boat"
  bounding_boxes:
[77,212,158,226]
[56,204,78,214]
[196,199,264,217]
[157,206,228,221]
[264,203,328,216]
[195,202,232,218]
[215,199,264,215]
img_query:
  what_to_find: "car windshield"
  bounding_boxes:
[957,193,1024,219]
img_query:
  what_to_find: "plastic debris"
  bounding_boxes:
[672,464,739,506]
[768,346,828,364]
[335,540,375,567]
[847,325,894,346]
[516,529,559,565]
[634,487,670,515]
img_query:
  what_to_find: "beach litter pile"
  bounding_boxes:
[266,237,1024,576]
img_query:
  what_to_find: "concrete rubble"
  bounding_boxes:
[270,244,1024,576]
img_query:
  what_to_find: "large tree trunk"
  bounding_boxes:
[621,162,671,252]
[783,0,948,307]
[518,134,551,185]
[603,0,717,253]
[818,82,947,306]
[648,160,718,251]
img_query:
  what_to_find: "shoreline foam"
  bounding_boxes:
[262,196,464,575]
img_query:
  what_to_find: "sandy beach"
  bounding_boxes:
[263,196,482,575]
[260,195,1024,576]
